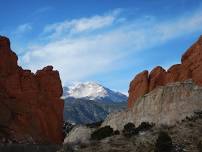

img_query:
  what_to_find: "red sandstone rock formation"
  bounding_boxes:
[128,36,202,108]
[128,71,149,108]
[0,36,64,144]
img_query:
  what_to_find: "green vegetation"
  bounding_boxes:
[155,131,172,152]
[91,126,114,140]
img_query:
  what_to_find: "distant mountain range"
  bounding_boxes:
[62,82,127,124]
[62,82,127,102]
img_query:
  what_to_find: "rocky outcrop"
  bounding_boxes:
[103,80,202,130]
[128,36,202,108]
[128,71,149,108]
[0,36,64,144]
[63,126,92,144]
[60,112,202,152]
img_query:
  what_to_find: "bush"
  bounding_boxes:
[155,131,172,152]
[113,130,120,135]
[86,121,103,128]
[136,122,154,132]
[124,122,135,130]
[122,122,153,137]
[122,122,138,137]
[91,126,113,140]
[198,141,202,152]
[63,121,74,137]
[194,111,202,119]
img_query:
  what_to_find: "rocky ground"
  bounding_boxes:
[58,112,202,152]
[0,144,60,152]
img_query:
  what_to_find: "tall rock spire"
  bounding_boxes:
[0,36,64,144]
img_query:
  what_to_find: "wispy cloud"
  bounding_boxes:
[21,33,125,83]
[34,6,52,14]
[15,23,32,34]
[152,11,202,42]
[43,9,123,39]
[19,8,202,85]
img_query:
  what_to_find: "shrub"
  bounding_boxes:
[86,121,103,128]
[198,141,202,152]
[194,111,202,119]
[155,131,172,152]
[63,121,74,137]
[185,115,196,121]
[122,122,154,138]
[136,122,154,132]
[113,130,120,135]
[91,126,113,140]
[124,122,135,130]
[122,122,138,137]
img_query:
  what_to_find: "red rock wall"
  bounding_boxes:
[0,36,64,144]
[128,36,202,108]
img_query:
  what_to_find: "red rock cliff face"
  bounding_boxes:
[0,36,64,144]
[128,36,202,108]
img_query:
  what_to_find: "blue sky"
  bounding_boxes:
[1,0,202,94]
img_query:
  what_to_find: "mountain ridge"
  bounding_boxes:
[62,82,127,103]
[62,82,127,124]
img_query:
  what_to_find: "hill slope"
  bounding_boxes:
[64,98,126,124]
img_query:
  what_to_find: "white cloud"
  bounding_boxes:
[43,9,122,39]
[15,23,32,34]
[19,8,202,85]
[152,10,202,42]
[20,33,126,84]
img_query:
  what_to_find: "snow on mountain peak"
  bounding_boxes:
[62,82,127,102]
[68,82,107,99]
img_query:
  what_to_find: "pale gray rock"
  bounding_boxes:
[63,126,93,144]
[102,80,202,130]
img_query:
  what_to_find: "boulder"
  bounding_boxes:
[63,126,92,144]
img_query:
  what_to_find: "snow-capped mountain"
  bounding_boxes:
[62,82,127,103]
[62,82,127,124]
